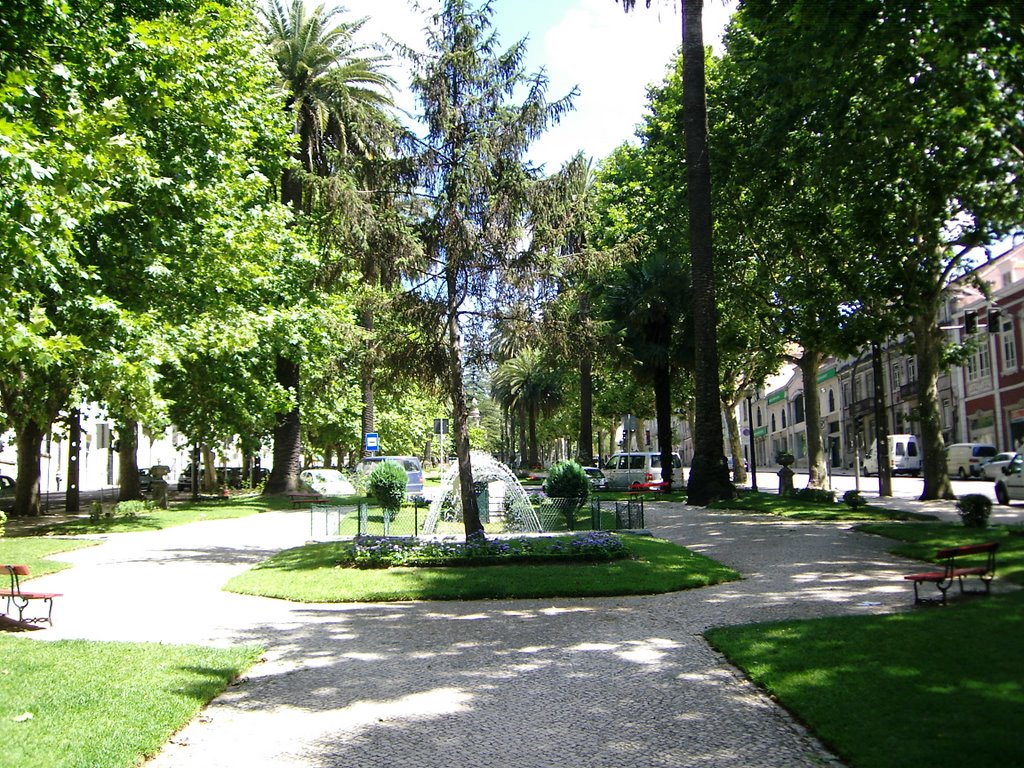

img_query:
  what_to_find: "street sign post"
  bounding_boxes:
[364,432,379,452]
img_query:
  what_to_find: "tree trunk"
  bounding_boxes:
[202,444,217,493]
[915,309,955,499]
[447,270,483,538]
[654,365,676,491]
[117,419,142,501]
[578,354,594,466]
[265,354,302,494]
[682,0,732,505]
[66,408,81,513]
[528,403,540,468]
[14,419,45,516]
[797,349,828,489]
[870,341,893,497]
[724,395,747,485]
[518,403,528,469]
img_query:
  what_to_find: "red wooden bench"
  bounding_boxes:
[1,564,62,625]
[903,542,998,605]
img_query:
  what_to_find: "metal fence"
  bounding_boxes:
[309,495,645,539]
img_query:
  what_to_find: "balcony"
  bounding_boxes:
[852,398,875,417]
[899,381,919,399]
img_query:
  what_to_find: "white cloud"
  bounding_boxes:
[532,0,737,171]
[335,0,736,169]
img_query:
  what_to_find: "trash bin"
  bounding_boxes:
[473,481,490,523]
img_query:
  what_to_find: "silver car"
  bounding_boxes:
[602,452,683,490]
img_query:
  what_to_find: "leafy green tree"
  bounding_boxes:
[403,0,573,537]
[1,0,294,514]
[726,0,1024,500]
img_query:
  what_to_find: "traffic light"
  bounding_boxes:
[965,310,977,334]
[988,308,1001,333]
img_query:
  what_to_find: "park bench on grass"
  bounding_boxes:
[287,492,324,508]
[1,564,61,625]
[903,542,998,605]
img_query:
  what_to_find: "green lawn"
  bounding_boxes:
[709,491,936,521]
[0,637,261,768]
[856,521,1024,586]
[0,538,97,576]
[707,591,1024,768]
[32,495,288,535]
[707,521,1024,768]
[226,534,739,602]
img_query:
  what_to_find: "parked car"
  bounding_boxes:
[138,468,152,493]
[298,468,356,496]
[176,464,245,491]
[861,434,922,476]
[945,442,998,480]
[582,466,608,491]
[0,474,14,511]
[354,455,425,494]
[980,451,1016,481]
[995,452,1024,504]
[602,451,683,490]
[727,456,749,474]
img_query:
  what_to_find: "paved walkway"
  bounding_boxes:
[23,503,1019,767]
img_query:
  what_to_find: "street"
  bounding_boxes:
[742,467,1000,504]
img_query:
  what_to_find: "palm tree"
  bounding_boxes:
[599,251,689,491]
[259,0,397,493]
[492,349,564,469]
[616,0,732,504]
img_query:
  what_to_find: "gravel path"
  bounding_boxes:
[26,503,999,767]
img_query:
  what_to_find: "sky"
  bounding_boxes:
[338,0,737,172]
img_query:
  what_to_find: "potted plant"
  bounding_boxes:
[776,451,795,467]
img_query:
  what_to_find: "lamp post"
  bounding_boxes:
[746,388,759,492]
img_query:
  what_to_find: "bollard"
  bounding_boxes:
[777,465,795,495]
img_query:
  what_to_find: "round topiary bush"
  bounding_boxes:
[956,493,991,529]
[543,461,590,501]
[0,508,6,538]
[369,460,407,518]
[843,490,868,509]
[543,461,590,531]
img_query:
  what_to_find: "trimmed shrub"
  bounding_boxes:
[543,461,590,501]
[543,461,590,532]
[956,494,991,528]
[368,460,407,517]
[843,490,868,509]
[0,509,5,538]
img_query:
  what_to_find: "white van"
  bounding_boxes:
[861,434,921,477]
[603,452,684,490]
[945,443,998,480]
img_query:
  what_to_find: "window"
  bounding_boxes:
[828,389,836,413]
[756,407,763,427]
[967,340,991,383]
[793,394,805,424]
[1002,315,1017,371]
[892,363,902,389]
[771,414,777,432]
[782,409,788,428]
[907,359,917,382]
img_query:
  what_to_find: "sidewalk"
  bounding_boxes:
[19,500,1016,767]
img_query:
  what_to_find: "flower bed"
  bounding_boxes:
[342,531,629,569]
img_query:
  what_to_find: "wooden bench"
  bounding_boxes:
[903,542,998,605]
[287,492,324,508]
[1,564,62,625]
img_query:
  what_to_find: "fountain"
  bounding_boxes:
[421,451,543,535]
